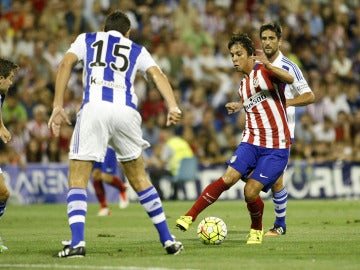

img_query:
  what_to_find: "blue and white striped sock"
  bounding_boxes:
[273,187,287,228]
[0,201,6,218]
[138,186,172,245]
[67,188,87,247]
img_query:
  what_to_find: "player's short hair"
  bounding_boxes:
[104,10,131,35]
[0,58,18,78]
[260,22,282,39]
[227,33,255,56]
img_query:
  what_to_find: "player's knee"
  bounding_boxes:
[272,180,284,192]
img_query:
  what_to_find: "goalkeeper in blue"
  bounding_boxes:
[48,10,183,257]
[0,58,19,253]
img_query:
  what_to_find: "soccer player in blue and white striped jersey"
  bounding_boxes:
[259,22,315,236]
[48,10,183,257]
[0,58,18,252]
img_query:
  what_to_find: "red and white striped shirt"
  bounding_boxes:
[239,63,291,149]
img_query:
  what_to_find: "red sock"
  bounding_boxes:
[93,179,107,208]
[110,176,127,192]
[246,196,264,230]
[186,177,229,221]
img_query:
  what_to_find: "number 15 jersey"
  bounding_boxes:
[67,30,158,109]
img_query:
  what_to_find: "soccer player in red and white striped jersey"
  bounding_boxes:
[176,33,293,244]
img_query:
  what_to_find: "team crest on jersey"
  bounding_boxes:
[253,77,259,88]
[229,155,237,164]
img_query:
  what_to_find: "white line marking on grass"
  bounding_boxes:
[0,264,198,270]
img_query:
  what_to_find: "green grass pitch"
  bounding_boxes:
[0,199,359,270]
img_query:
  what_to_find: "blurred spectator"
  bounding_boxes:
[172,0,199,33]
[8,119,29,166]
[38,0,65,36]
[25,104,51,162]
[83,0,110,32]
[331,46,353,82]
[346,81,360,115]
[43,39,64,76]
[199,140,227,168]
[294,112,316,145]
[334,111,351,143]
[2,0,25,31]
[306,141,334,164]
[25,138,42,163]
[148,127,194,200]
[140,87,167,122]
[0,19,13,58]
[184,86,208,127]
[32,41,54,87]
[64,0,87,35]
[181,18,214,54]
[2,90,28,129]
[313,116,336,143]
[46,138,61,162]
[14,29,35,58]
[304,1,324,38]
[322,82,351,123]
[142,116,161,147]
[152,42,171,75]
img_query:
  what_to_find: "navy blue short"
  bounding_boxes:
[226,142,289,192]
[93,147,118,175]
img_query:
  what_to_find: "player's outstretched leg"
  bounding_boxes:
[176,178,229,231]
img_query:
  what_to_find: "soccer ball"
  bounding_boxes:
[197,216,227,245]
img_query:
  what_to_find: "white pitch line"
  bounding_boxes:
[0,264,198,270]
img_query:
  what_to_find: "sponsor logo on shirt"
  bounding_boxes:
[90,76,125,90]
[243,90,269,111]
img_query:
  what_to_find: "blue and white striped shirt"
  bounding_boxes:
[67,30,158,109]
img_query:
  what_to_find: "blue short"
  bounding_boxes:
[93,148,118,175]
[226,142,289,192]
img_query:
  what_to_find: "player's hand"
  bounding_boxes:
[251,50,270,68]
[166,107,182,126]
[225,102,242,114]
[0,126,11,143]
[48,106,71,137]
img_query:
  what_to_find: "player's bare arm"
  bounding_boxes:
[48,52,77,136]
[146,66,182,126]
[286,92,315,107]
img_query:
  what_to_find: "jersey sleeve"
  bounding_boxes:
[287,64,312,95]
[66,33,87,61]
[136,46,159,74]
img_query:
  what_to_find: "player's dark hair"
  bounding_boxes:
[227,33,255,56]
[104,10,131,35]
[260,22,282,39]
[0,58,18,78]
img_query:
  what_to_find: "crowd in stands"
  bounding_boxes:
[0,0,359,171]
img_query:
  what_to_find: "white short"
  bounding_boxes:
[69,101,150,163]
